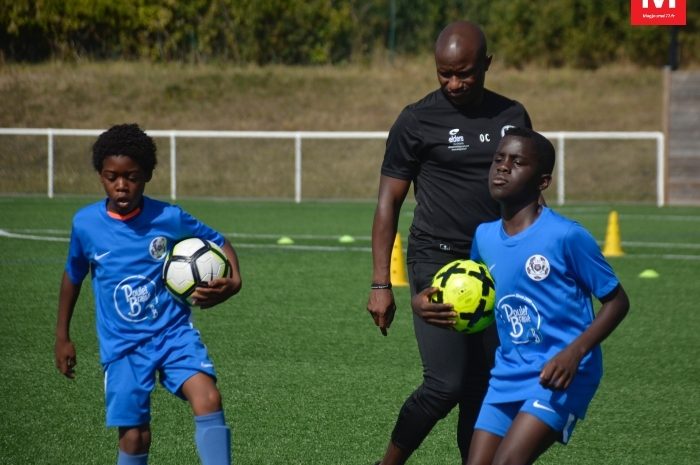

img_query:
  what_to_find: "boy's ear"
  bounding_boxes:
[144,172,153,182]
[538,173,552,191]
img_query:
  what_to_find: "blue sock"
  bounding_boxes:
[195,410,232,465]
[117,449,148,465]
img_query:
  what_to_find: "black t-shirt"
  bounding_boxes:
[381,88,532,263]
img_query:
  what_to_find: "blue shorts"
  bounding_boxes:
[475,399,578,444]
[103,322,217,427]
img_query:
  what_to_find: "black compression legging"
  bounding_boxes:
[390,260,498,460]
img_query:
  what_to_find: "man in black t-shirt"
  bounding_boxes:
[367,21,532,465]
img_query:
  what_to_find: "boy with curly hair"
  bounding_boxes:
[54,123,242,465]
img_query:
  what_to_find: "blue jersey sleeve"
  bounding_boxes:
[65,222,89,285]
[564,223,619,301]
[177,207,226,248]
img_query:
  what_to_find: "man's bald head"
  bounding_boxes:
[435,21,488,62]
[434,21,491,107]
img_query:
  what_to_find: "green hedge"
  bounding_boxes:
[1,0,698,67]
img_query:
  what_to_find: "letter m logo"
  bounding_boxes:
[642,0,675,7]
[631,0,686,25]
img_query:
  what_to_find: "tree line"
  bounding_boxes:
[1,0,698,68]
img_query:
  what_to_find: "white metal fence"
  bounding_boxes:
[0,128,665,206]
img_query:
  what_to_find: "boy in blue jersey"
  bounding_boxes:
[412,127,629,464]
[54,124,242,465]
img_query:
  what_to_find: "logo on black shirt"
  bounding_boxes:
[501,125,516,137]
[448,128,469,152]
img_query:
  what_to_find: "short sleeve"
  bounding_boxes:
[381,108,423,181]
[564,223,619,300]
[65,223,89,285]
[177,207,226,248]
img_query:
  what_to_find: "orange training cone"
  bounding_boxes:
[391,233,409,287]
[602,210,624,257]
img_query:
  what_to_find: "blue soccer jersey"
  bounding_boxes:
[65,196,226,364]
[471,207,620,418]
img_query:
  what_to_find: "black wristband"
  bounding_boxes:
[371,282,392,290]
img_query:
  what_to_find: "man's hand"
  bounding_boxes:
[411,287,456,328]
[367,289,397,336]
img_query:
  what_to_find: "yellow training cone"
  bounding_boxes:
[602,210,624,257]
[338,235,355,244]
[390,233,409,287]
[639,269,659,279]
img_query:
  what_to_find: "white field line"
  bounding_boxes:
[616,253,700,260]
[235,243,372,252]
[226,232,372,241]
[622,241,700,249]
[563,211,700,222]
[10,229,372,241]
[1,229,698,258]
[0,229,69,242]
[0,229,371,252]
[621,214,700,222]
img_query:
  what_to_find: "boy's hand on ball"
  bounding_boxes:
[190,277,239,309]
[411,287,457,328]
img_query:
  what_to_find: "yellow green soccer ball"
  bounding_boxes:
[430,259,495,333]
